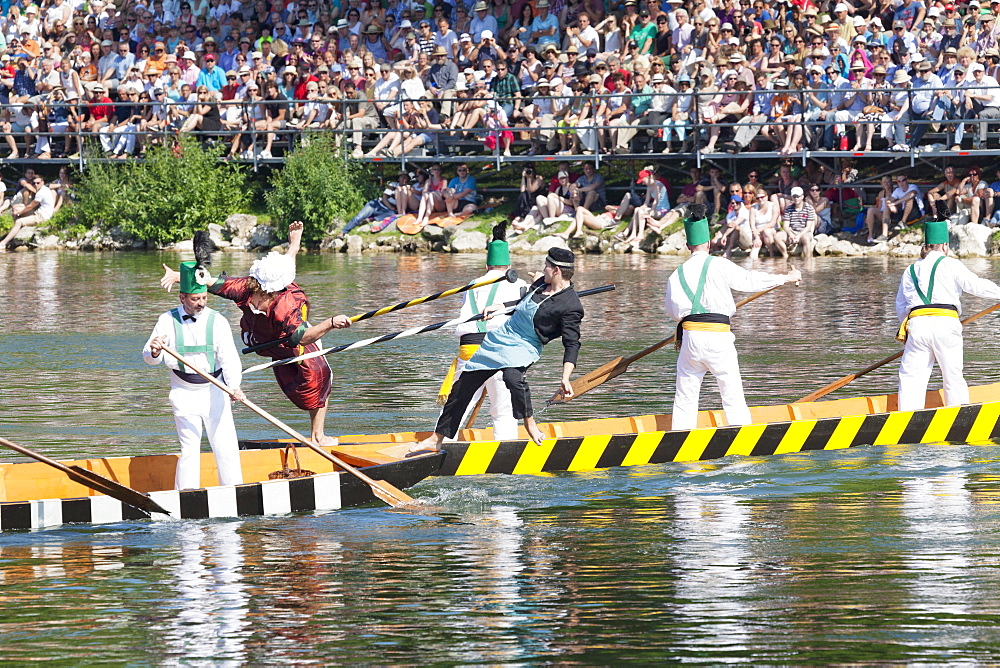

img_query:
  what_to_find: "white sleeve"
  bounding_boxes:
[895,274,910,323]
[719,257,789,293]
[142,312,174,366]
[953,258,1000,302]
[215,313,243,390]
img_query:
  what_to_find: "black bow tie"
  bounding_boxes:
[182,314,196,322]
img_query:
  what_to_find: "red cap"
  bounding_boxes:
[946,3,955,8]
[204,54,216,61]
[636,169,651,184]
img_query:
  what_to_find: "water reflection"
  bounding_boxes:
[669,489,754,659]
[162,522,249,663]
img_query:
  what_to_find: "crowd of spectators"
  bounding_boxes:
[3,0,1000,160]
[337,158,1000,261]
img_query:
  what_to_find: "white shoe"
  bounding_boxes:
[257,149,272,159]
[351,148,364,159]
[240,149,254,159]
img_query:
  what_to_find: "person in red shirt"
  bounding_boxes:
[82,82,114,151]
[160,221,353,446]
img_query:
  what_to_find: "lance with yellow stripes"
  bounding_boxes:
[242,268,520,354]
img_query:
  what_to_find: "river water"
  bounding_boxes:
[4,251,1000,662]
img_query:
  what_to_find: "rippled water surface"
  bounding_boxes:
[4,251,1000,662]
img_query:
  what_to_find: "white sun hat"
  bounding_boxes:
[248,251,296,293]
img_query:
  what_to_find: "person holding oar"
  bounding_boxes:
[895,218,1000,411]
[667,205,802,431]
[415,247,584,450]
[160,221,353,446]
[436,222,528,439]
[144,260,246,490]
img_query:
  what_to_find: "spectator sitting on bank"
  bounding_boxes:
[0,172,54,251]
[776,186,817,258]
[510,163,548,231]
[514,169,576,233]
[444,163,479,217]
[342,172,404,234]
[618,165,671,246]
[413,163,447,228]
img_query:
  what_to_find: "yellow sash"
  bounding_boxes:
[681,322,732,333]
[895,307,960,343]
[436,344,480,405]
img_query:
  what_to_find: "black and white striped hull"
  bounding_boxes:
[0,453,443,532]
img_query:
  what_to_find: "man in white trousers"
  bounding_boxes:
[665,207,801,430]
[437,223,528,439]
[895,218,1000,411]
[144,260,246,490]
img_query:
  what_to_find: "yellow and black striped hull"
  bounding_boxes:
[434,400,1000,476]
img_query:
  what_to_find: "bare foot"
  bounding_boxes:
[313,434,339,447]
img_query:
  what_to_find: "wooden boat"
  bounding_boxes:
[245,382,1000,476]
[0,445,443,531]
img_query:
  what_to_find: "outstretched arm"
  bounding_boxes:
[286,220,304,258]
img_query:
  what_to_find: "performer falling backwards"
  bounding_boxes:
[161,221,352,446]
[417,247,584,449]
[895,217,1000,411]
[144,261,245,490]
[436,223,529,439]
[666,205,801,430]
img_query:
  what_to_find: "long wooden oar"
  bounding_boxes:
[0,436,171,515]
[159,346,413,507]
[245,284,617,374]
[547,284,785,406]
[242,268,520,354]
[795,300,1000,403]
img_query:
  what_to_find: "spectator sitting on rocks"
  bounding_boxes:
[777,185,817,258]
[342,172,404,234]
[619,165,671,247]
[444,163,479,217]
[0,172,54,251]
[510,163,547,232]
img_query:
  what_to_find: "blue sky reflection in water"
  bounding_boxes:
[4,252,1000,662]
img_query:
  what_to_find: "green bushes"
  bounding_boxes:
[265,134,375,243]
[70,138,250,245]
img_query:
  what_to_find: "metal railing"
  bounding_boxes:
[4,83,997,170]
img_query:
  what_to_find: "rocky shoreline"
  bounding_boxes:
[9,212,1000,258]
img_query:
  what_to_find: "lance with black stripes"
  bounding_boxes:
[242,268,520,354]
[244,284,616,374]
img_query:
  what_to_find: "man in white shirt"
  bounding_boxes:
[0,174,54,250]
[566,12,599,53]
[964,62,1000,149]
[665,207,800,430]
[895,219,1000,410]
[143,261,246,490]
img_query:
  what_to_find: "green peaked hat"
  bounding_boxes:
[486,222,510,266]
[179,261,207,294]
[684,216,710,246]
[924,219,949,245]
[486,240,510,265]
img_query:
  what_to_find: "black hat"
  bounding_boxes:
[547,247,575,268]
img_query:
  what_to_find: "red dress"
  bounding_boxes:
[211,277,332,411]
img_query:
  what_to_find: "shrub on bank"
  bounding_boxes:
[265,134,375,243]
[62,139,251,245]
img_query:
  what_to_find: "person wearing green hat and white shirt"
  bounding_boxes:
[666,208,801,430]
[436,223,529,439]
[143,261,246,490]
[894,218,1000,411]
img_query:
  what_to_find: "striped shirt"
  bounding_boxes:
[783,202,816,233]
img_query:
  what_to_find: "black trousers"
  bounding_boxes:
[435,366,531,439]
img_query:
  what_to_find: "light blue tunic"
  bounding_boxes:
[464,288,544,371]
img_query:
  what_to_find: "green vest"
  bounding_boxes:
[170,307,217,373]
